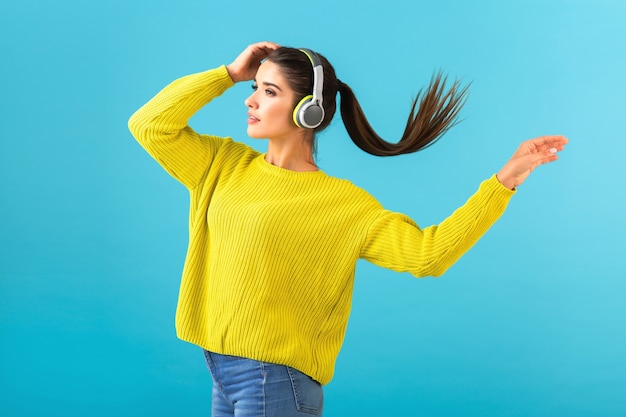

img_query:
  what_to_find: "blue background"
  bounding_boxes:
[1,0,625,416]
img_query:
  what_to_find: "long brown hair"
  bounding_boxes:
[266,47,468,157]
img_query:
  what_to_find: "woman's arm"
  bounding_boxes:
[128,66,234,189]
[361,175,514,277]
[361,135,568,277]
[128,42,280,189]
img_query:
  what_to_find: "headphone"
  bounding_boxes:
[293,49,325,129]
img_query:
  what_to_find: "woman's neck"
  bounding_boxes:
[265,137,318,172]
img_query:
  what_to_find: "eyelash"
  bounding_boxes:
[251,84,275,96]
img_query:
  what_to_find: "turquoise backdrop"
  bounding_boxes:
[1,0,625,416]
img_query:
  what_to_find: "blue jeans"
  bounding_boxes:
[203,350,324,417]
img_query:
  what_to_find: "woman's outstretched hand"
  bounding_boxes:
[496,135,569,190]
[226,41,280,83]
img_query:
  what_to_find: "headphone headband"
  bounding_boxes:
[299,49,324,107]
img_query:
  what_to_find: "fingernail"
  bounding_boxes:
[549,148,557,154]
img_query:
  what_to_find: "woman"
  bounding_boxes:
[128,41,567,417]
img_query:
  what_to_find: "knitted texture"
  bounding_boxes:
[128,66,515,384]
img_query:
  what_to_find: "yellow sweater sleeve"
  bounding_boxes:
[128,66,235,189]
[361,175,515,277]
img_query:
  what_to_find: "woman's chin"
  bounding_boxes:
[246,128,269,140]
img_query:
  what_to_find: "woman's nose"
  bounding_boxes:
[244,93,257,109]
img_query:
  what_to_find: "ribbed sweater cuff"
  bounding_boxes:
[486,174,517,198]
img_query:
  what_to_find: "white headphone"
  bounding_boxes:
[292,49,325,129]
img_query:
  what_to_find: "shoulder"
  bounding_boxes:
[321,175,383,210]
[191,137,261,187]
[214,137,261,162]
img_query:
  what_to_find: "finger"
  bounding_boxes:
[255,41,280,49]
[531,135,568,151]
[250,41,280,58]
[532,147,560,167]
[516,146,557,168]
[263,41,281,50]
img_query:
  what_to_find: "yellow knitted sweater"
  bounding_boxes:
[128,65,515,385]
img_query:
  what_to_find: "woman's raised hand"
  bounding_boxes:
[496,135,569,190]
[226,41,280,83]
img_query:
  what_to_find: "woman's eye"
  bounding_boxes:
[251,84,275,96]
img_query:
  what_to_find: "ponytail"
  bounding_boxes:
[338,74,469,156]
[266,47,468,157]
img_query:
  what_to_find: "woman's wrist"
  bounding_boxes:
[225,64,243,83]
[495,173,516,190]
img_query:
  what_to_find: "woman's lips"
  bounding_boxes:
[247,112,259,124]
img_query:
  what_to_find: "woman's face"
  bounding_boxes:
[244,60,301,141]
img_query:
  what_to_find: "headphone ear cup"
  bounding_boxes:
[293,95,325,129]
[293,95,313,128]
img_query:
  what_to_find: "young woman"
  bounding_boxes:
[128,41,567,417]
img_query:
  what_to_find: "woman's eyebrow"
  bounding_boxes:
[255,79,282,91]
